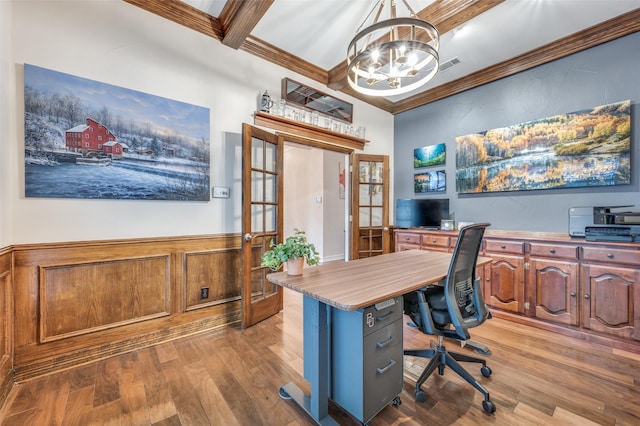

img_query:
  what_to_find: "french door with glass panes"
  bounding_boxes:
[241,123,284,328]
[351,154,390,259]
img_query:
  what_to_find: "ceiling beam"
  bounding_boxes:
[124,1,640,115]
[392,8,640,114]
[219,0,274,49]
[122,0,223,40]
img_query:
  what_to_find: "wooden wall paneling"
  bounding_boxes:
[38,256,171,343]
[11,234,245,381]
[0,249,14,405]
[184,248,242,311]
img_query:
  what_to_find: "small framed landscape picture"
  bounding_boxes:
[414,170,446,193]
[414,142,446,168]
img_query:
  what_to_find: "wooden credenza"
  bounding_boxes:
[394,228,640,352]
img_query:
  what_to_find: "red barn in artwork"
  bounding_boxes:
[65,118,122,157]
[102,141,127,159]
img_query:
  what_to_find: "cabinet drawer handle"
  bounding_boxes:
[376,335,395,348]
[584,294,590,300]
[376,311,395,322]
[376,358,396,375]
[432,239,437,243]
[404,236,410,240]
[570,292,576,297]
[549,249,556,254]
[501,245,506,249]
[607,253,614,259]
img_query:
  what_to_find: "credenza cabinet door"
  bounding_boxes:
[530,258,579,326]
[581,264,640,341]
[487,254,526,314]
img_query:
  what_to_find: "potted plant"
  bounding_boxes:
[261,228,320,275]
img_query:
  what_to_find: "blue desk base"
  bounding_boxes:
[279,383,339,425]
[277,296,340,425]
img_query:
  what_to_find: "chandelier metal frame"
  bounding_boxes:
[346,0,440,97]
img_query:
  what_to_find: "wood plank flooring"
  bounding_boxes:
[1,289,639,425]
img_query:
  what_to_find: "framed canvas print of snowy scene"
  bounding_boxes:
[24,64,210,201]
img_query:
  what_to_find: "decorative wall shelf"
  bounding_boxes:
[254,112,368,150]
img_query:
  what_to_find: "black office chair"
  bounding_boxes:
[404,222,496,414]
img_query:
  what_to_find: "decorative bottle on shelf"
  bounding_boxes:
[260,90,273,113]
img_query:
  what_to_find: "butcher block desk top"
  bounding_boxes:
[267,249,492,311]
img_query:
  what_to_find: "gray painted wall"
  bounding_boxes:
[394,33,640,233]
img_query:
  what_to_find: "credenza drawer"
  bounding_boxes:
[485,239,525,254]
[422,235,450,248]
[582,246,640,266]
[395,232,421,245]
[529,242,579,260]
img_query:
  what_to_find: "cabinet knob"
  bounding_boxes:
[549,249,556,254]
[432,239,437,243]
[570,292,576,297]
[501,245,506,249]
[584,294,590,300]
[607,253,614,259]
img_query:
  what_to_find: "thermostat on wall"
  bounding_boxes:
[212,187,230,198]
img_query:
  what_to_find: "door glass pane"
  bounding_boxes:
[371,161,383,183]
[251,204,263,232]
[265,204,276,232]
[371,185,382,205]
[265,142,277,172]
[371,207,383,227]
[265,173,276,203]
[359,207,371,227]
[359,184,370,203]
[252,171,264,202]
[359,162,370,183]
[251,137,264,169]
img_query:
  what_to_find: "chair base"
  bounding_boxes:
[404,336,496,414]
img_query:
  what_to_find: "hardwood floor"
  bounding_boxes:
[1,289,639,425]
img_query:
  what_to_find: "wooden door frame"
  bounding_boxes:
[277,132,354,260]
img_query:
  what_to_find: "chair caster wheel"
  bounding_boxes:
[482,399,496,414]
[278,386,292,400]
[481,365,492,377]
[392,396,402,406]
[415,389,427,403]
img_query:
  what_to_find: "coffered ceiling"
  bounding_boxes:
[124,0,640,114]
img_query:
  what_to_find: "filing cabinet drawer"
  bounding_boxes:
[485,239,525,254]
[362,319,404,421]
[582,246,640,266]
[529,242,578,259]
[361,296,403,337]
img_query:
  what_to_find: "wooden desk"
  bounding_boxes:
[268,250,491,424]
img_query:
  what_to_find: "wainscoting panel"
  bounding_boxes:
[184,248,242,311]
[39,256,170,342]
[11,234,244,380]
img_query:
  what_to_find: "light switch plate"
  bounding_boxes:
[212,186,230,198]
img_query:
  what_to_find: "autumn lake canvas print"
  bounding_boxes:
[455,100,631,194]
[24,64,210,201]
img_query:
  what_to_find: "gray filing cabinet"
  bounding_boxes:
[331,296,404,424]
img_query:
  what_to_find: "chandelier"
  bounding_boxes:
[346,0,439,97]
